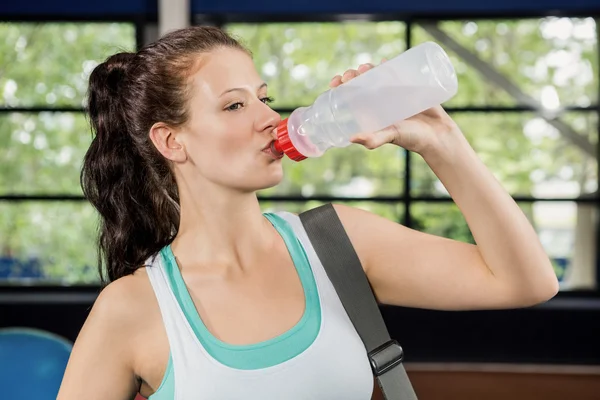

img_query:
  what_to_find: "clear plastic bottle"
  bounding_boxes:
[271,41,458,161]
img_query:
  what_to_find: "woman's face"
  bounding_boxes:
[166,47,284,193]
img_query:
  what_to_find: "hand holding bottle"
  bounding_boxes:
[273,42,459,161]
[329,60,463,159]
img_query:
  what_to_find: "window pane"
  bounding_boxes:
[255,112,404,197]
[0,202,99,285]
[225,22,406,108]
[0,22,136,107]
[411,201,596,290]
[0,112,91,195]
[411,112,598,198]
[413,18,598,107]
[0,201,403,285]
[411,202,473,243]
[260,144,405,197]
[225,22,407,197]
[260,201,404,223]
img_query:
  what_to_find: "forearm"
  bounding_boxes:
[421,130,559,300]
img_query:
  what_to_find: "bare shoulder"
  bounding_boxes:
[295,203,413,276]
[330,202,383,230]
[330,203,410,270]
[75,268,159,357]
[92,267,156,324]
[58,267,160,399]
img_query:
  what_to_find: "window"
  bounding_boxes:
[410,18,598,290]
[1,17,598,291]
[0,22,136,284]
[227,22,407,199]
[224,18,599,291]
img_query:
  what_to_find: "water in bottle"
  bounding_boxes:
[271,41,458,161]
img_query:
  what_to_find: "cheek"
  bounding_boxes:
[186,119,253,171]
[213,127,253,163]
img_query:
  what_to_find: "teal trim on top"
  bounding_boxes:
[147,355,173,400]
[149,213,322,398]
[156,212,321,373]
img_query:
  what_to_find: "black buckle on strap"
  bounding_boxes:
[368,339,404,376]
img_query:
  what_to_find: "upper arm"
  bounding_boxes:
[57,278,141,400]
[332,203,518,311]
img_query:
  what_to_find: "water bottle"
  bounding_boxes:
[271,41,458,161]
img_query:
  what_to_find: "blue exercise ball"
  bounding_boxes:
[0,328,72,399]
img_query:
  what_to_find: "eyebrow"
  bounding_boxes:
[219,82,268,97]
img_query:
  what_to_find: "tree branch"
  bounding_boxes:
[419,22,596,158]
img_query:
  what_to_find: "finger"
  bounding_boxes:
[350,126,398,150]
[357,63,375,74]
[340,69,358,83]
[329,75,343,88]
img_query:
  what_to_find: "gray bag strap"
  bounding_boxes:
[299,203,418,400]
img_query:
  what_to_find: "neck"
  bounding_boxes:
[170,175,277,276]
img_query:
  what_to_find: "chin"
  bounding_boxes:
[258,169,285,190]
[237,169,284,193]
[261,172,284,190]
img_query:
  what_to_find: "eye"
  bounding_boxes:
[226,102,244,111]
[261,96,275,105]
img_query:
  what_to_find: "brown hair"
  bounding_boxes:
[81,26,249,285]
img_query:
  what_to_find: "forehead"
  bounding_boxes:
[190,47,262,98]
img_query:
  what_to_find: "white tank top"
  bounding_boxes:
[145,211,374,399]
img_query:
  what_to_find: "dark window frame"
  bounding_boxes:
[0,12,599,300]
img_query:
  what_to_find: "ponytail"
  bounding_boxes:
[82,52,179,285]
[81,27,249,284]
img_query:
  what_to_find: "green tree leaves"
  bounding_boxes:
[0,19,596,284]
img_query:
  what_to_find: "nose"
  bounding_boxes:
[256,103,281,138]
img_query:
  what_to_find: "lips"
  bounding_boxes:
[262,140,284,159]
[262,140,275,151]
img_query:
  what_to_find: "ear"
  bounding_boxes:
[149,122,187,163]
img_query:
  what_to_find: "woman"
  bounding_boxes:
[57,26,558,399]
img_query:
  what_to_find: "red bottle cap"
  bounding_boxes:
[272,118,307,162]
